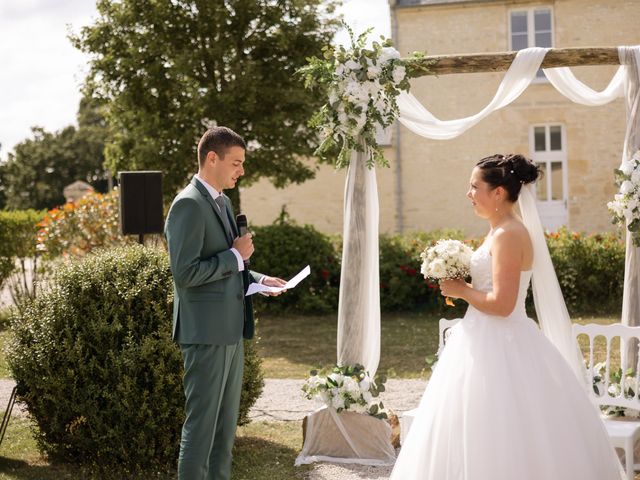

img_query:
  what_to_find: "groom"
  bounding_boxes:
[165,126,286,480]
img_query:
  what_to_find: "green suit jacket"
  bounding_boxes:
[165,176,263,345]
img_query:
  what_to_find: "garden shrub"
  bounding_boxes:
[0,209,44,287]
[36,190,134,259]
[378,229,468,312]
[546,228,624,315]
[8,245,263,472]
[251,219,340,314]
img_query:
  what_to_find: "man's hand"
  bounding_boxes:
[233,233,254,260]
[261,276,287,296]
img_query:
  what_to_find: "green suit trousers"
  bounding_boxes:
[178,340,244,480]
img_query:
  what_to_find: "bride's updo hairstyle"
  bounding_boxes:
[475,153,541,202]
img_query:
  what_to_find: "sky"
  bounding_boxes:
[0,0,391,161]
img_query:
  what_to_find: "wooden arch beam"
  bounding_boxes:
[406,47,620,77]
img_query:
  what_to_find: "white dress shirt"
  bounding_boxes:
[194,174,244,272]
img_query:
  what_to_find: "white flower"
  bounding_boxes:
[345,59,361,71]
[343,377,362,398]
[621,181,635,195]
[332,395,345,410]
[367,65,382,79]
[632,170,640,184]
[328,372,344,385]
[359,377,371,392]
[362,391,373,404]
[379,46,400,64]
[621,160,634,175]
[392,65,406,84]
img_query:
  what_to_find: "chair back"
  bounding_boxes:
[438,318,460,356]
[573,322,640,411]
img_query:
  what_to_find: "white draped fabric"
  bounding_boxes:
[337,149,381,377]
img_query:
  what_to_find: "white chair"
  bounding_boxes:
[400,318,460,444]
[573,322,640,480]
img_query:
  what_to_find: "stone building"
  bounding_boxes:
[241,0,640,236]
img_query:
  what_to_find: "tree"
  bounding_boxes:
[71,0,340,209]
[2,95,110,211]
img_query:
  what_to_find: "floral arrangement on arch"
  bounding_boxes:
[608,149,640,246]
[302,364,388,419]
[299,25,426,169]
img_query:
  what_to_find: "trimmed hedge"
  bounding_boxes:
[8,245,263,472]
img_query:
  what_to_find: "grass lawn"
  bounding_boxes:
[0,417,308,480]
[256,312,623,380]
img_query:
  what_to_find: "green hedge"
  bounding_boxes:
[251,221,340,315]
[8,245,263,472]
[248,216,624,316]
[0,209,44,286]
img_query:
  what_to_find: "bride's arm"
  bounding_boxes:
[440,229,523,317]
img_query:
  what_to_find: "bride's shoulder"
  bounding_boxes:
[491,222,530,248]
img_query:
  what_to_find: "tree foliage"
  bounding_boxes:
[71,0,341,206]
[1,95,109,211]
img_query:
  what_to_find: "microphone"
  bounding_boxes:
[236,214,250,266]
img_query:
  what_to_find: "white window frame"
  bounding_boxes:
[529,123,568,206]
[509,6,554,83]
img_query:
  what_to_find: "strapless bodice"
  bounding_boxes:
[470,241,532,318]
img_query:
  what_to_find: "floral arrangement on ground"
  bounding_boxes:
[302,363,388,419]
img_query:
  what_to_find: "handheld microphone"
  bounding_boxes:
[236,214,250,266]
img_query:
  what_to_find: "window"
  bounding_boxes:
[529,124,568,230]
[510,8,553,79]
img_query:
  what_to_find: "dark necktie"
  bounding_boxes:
[214,196,234,244]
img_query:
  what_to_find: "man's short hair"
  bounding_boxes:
[197,127,246,167]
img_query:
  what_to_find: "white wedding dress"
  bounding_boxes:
[390,240,623,480]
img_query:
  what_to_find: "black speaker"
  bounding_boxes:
[118,171,164,235]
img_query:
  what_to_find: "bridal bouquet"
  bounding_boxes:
[302,364,388,419]
[420,239,473,306]
[608,149,640,246]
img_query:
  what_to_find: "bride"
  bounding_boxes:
[390,154,623,479]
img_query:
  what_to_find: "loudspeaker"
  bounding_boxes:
[118,171,164,235]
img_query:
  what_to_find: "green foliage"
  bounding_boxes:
[2,94,109,210]
[378,230,468,312]
[72,0,341,205]
[545,228,625,315]
[0,209,44,288]
[251,219,340,315]
[7,245,263,471]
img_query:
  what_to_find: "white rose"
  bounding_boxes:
[628,198,639,212]
[621,180,634,195]
[367,65,382,79]
[392,65,406,84]
[379,46,400,64]
[621,160,634,175]
[328,373,343,385]
[430,259,446,277]
[359,377,371,392]
[345,59,361,71]
[332,395,345,410]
